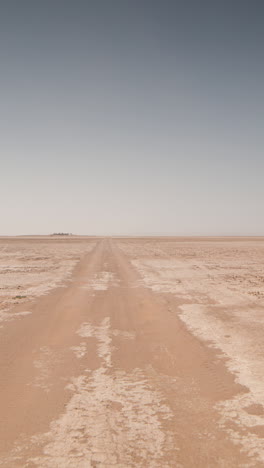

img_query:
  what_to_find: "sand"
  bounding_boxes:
[0,236,263,467]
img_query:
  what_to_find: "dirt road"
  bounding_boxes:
[0,238,263,467]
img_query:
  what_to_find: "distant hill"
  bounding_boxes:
[51,233,72,236]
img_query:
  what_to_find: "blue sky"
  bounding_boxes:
[0,1,263,235]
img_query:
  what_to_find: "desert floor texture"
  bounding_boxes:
[0,236,264,467]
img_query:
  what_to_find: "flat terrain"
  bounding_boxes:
[0,236,264,467]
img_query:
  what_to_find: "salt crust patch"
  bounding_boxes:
[90,271,118,291]
[32,347,55,393]
[132,259,185,294]
[131,258,259,306]
[70,342,87,359]
[179,304,264,463]
[0,242,96,325]
[25,318,174,468]
[0,310,32,328]
[131,254,264,463]
[79,271,120,291]
[70,326,135,361]
[112,329,136,340]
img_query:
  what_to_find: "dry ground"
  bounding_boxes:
[0,236,264,467]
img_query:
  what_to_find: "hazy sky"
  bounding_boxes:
[1,1,263,235]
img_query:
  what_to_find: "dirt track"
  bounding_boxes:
[0,237,264,467]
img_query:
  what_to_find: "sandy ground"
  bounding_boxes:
[0,236,263,467]
[0,237,96,326]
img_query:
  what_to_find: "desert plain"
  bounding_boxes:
[0,236,264,467]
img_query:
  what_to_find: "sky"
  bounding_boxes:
[0,0,263,235]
